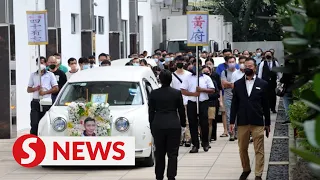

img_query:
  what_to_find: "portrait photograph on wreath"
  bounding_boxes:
[57,81,143,137]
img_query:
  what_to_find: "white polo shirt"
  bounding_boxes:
[171,70,192,105]
[28,71,58,99]
[231,70,245,83]
[181,74,215,102]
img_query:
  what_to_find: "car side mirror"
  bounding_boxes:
[40,97,52,106]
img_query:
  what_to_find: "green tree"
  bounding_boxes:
[272,0,320,176]
[206,0,283,41]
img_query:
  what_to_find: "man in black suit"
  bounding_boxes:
[257,50,282,113]
[230,58,270,180]
[149,70,186,180]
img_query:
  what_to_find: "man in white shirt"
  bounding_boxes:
[27,64,59,135]
[66,57,79,80]
[231,56,246,84]
[170,56,192,147]
[181,60,215,153]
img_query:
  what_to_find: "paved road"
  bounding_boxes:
[0,114,276,180]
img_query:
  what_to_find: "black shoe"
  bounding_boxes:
[180,141,184,146]
[272,110,277,113]
[203,145,210,152]
[234,136,238,140]
[239,170,251,180]
[211,138,217,141]
[229,137,235,141]
[189,146,199,153]
[255,176,262,180]
[185,141,191,147]
[250,138,253,143]
[282,121,291,125]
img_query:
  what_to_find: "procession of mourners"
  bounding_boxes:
[28,48,291,180]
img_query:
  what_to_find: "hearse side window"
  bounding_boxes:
[11,70,16,85]
[143,79,153,100]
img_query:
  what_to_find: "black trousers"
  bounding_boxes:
[211,105,219,140]
[152,128,181,180]
[52,94,57,104]
[30,100,51,136]
[267,82,277,111]
[187,100,209,149]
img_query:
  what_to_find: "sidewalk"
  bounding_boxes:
[0,114,276,180]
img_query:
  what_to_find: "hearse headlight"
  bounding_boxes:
[52,117,67,132]
[115,117,130,132]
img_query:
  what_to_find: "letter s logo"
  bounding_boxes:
[13,134,46,168]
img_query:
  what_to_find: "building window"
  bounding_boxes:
[11,70,16,85]
[98,16,104,34]
[93,16,97,32]
[120,20,127,59]
[71,14,79,34]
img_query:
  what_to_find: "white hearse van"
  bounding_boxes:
[38,66,159,166]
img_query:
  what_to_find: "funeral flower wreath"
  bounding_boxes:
[67,102,112,136]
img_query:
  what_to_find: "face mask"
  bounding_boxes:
[154,59,159,63]
[49,64,56,70]
[239,63,245,70]
[244,68,254,76]
[38,65,46,74]
[203,72,210,76]
[133,63,140,66]
[266,55,272,60]
[83,64,90,70]
[56,59,61,64]
[176,63,184,69]
[165,58,171,62]
[228,63,236,69]
[171,57,174,61]
[256,53,261,57]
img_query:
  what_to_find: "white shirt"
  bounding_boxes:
[258,60,282,79]
[66,70,79,80]
[231,70,245,83]
[28,71,58,99]
[171,70,192,105]
[181,74,215,102]
[245,75,256,96]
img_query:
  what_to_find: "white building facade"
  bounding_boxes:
[11,0,153,131]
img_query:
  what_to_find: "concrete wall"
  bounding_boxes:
[94,0,110,62]
[138,0,153,54]
[14,0,46,131]
[60,0,81,67]
[151,3,183,51]
[121,0,130,57]
[232,41,284,64]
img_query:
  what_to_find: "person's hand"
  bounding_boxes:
[230,124,234,133]
[219,101,224,108]
[34,86,41,91]
[196,86,203,92]
[39,90,47,96]
[193,91,200,97]
[265,126,270,133]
